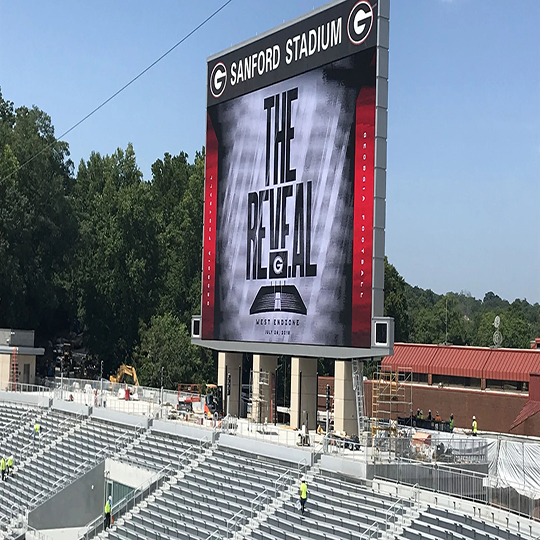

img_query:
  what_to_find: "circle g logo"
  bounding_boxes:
[210,62,227,98]
[347,1,374,45]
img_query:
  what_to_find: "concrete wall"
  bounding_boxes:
[105,459,154,489]
[364,381,528,434]
[219,433,313,466]
[0,354,10,388]
[91,407,149,429]
[52,400,90,416]
[319,454,366,479]
[28,461,105,530]
[0,391,50,407]
[152,419,216,443]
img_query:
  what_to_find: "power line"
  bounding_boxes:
[1,0,234,182]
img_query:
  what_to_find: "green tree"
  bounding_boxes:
[151,150,205,326]
[73,144,161,373]
[0,88,76,338]
[476,310,531,349]
[413,295,469,345]
[134,312,214,388]
[384,258,410,342]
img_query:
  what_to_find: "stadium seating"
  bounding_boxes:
[118,429,199,472]
[107,446,300,540]
[0,397,535,540]
[0,414,140,518]
[249,470,406,540]
[402,505,526,540]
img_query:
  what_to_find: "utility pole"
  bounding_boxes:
[445,297,448,345]
[100,360,103,406]
[160,366,164,419]
[326,384,331,435]
[60,353,64,402]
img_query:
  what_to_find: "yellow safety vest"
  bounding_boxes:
[0,459,6,471]
[472,420,478,434]
[449,419,454,431]
[7,457,13,467]
[34,424,40,433]
[104,500,111,514]
[300,483,307,499]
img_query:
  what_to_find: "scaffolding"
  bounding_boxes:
[248,369,270,432]
[371,367,413,438]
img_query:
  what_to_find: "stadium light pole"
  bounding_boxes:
[100,360,103,405]
[60,353,63,402]
[160,366,164,419]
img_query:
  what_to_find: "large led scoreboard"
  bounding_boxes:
[192,0,394,358]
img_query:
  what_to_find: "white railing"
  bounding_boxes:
[20,410,85,464]
[226,509,245,540]
[250,489,270,520]
[2,381,52,396]
[205,531,223,540]
[274,469,293,500]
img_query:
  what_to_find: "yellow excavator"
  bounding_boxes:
[109,364,139,386]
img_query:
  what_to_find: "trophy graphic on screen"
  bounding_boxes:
[250,249,307,314]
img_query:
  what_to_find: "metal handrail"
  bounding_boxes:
[250,489,270,520]
[359,518,380,539]
[226,509,245,540]
[274,469,293,499]
[20,409,85,463]
[0,406,36,440]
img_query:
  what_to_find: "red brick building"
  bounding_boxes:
[363,343,540,435]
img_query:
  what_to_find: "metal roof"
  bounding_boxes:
[484,349,540,382]
[381,343,437,374]
[383,343,540,382]
[429,346,490,379]
[510,401,540,431]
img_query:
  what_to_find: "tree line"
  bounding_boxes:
[0,89,538,388]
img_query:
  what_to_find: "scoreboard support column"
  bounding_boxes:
[290,357,317,431]
[334,360,358,436]
[218,352,242,418]
[252,355,278,424]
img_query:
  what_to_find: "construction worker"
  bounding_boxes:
[7,456,13,476]
[104,495,112,529]
[419,410,424,420]
[435,411,441,421]
[299,479,308,515]
[427,410,433,421]
[34,422,40,440]
[416,409,421,420]
[449,414,454,432]
[472,416,478,436]
[0,457,6,481]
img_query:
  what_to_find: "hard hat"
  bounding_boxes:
[420,410,423,414]
[473,415,476,420]
[108,495,112,501]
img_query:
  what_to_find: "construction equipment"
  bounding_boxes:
[109,365,139,386]
[177,384,202,415]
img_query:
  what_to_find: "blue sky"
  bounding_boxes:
[1,0,539,304]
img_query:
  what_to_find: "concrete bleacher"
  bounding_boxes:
[250,470,407,540]
[403,505,527,540]
[0,412,141,518]
[107,445,300,540]
[118,429,198,472]
[0,395,537,540]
